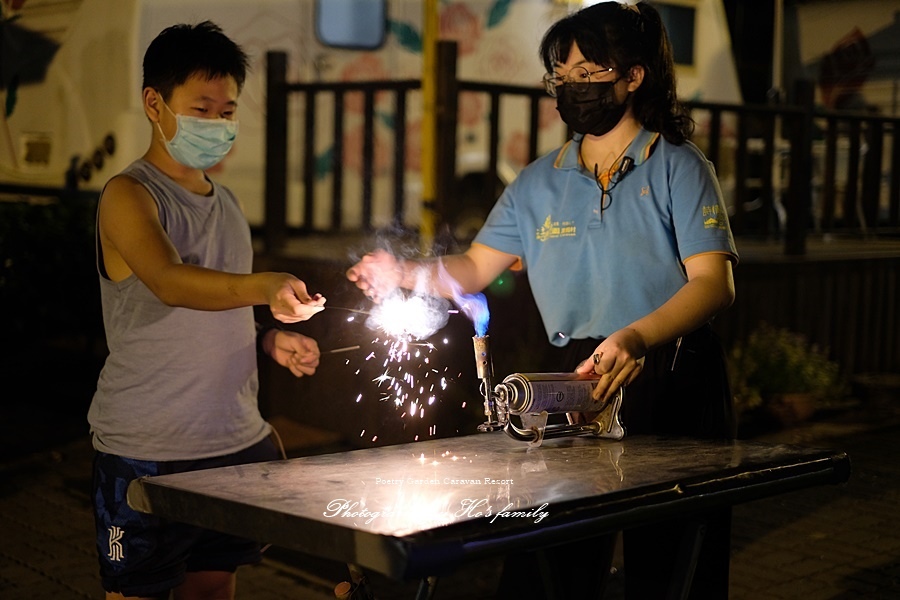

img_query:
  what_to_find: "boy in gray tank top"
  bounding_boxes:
[89,21,326,600]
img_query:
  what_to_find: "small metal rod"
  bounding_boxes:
[326,305,459,316]
[670,336,684,371]
[324,306,373,316]
[322,345,362,354]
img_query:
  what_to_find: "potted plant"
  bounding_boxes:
[728,323,844,428]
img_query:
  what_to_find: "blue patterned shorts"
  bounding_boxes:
[91,437,279,597]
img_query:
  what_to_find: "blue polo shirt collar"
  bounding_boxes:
[553,129,661,171]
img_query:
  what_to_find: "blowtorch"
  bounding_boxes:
[473,336,625,447]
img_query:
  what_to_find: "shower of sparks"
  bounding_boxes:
[360,294,451,404]
[356,328,458,442]
[342,275,490,445]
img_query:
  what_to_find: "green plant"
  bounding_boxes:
[728,323,844,415]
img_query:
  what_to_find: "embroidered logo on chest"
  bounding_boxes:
[536,215,577,241]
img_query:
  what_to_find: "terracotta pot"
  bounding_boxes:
[766,392,817,427]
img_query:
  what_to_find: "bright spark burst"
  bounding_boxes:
[367,292,451,340]
[345,287,481,446]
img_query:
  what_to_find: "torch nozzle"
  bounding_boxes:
[473,335,506,431]
[472,335,493,381]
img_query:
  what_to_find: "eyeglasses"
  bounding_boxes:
[593,162,629,222]
[542,66,616,97]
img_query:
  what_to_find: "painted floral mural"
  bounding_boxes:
[317,0,561,183]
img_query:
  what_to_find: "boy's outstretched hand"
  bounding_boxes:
[268,274,326,323]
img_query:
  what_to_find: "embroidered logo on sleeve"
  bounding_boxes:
[702,205,728,230]
[536,215,577,242]
[108,526,124,562]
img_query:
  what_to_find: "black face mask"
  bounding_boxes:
[556,80,628,137]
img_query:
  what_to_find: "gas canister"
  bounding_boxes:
[494,372,609,415]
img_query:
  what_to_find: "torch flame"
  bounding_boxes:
[435,260,490,336]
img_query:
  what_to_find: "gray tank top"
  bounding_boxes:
[88,159,269,460]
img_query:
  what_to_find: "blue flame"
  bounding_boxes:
[457,293,490,337]
[435,260,490,336]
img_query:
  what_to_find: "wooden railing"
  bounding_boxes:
[264,50,421,249]
[263,49,900,255]
[687,92,900,250]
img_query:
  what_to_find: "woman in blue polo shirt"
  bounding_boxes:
[348,2,738,597]
[349,0,737,441]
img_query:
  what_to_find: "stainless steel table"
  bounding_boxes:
[127,433,850,595]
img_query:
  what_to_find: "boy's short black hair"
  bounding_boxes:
[142,21,249,100]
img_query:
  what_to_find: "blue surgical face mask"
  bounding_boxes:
[156,96,238,170]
